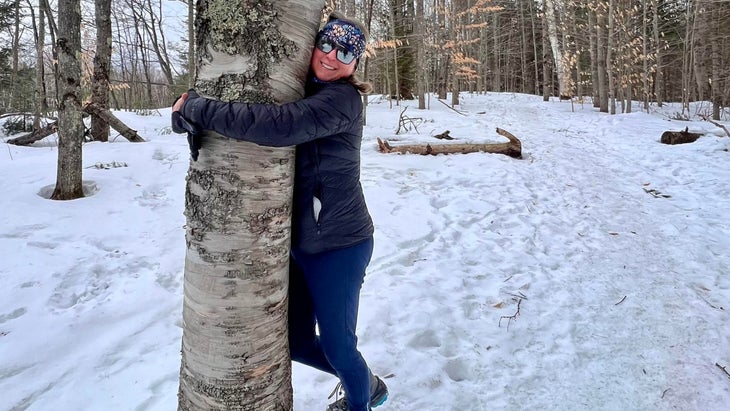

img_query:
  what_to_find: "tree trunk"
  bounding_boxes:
[597,4,608,112]
[91,0,112,142]
[187,0,195,89]
[362,0,375,124]
[33,0,48,129]
[542,15,551,101]
[709,2,721,121]
[692,0,709,102]
[543,0,568,98]
[588,4,600,107]
[607,0,616,114]
[51,0,84,201]
[529,0,540,95]
[177,1,321,410]
[9,0,20,110]
[642,0,649,111]
[416,0,425,109]
[652,0,663,107]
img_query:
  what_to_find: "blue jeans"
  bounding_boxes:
[289,238,374,411]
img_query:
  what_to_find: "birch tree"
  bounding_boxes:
[543,0,569,98]
[177,0,322,409]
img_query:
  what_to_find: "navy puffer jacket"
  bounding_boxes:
[179,79,374,254]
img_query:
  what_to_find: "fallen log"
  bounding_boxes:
[6,121,58,146]
[377,127,522,158]
[699,115,730,138]
[660,127,702,145]
[82,102,145,142]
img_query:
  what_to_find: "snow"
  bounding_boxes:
[1,93,729,411]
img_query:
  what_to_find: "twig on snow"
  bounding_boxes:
[435,98,467,116]
[716,363,730,380]
[499,295,525,330]
[614,295,627,306]
[661,388,671,399]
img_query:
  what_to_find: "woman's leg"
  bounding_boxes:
[288,256,337,375]
[292,238,374,411]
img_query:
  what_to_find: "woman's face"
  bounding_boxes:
[310,45,357,82]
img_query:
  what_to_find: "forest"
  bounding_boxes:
[0,0,729,133]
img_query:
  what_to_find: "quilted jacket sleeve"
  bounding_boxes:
[179,82,361,147]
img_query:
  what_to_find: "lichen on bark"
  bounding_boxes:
[196,0,298,104]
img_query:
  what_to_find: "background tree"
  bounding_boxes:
[51,0,84,200]
[91,0,112,142]
[177,0,321,409]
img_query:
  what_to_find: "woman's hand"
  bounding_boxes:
[172,92,188,112]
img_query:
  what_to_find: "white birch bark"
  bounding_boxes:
[178,1,322,409]
[543,0,568,97]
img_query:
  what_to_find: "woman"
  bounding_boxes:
[172,12,388,411]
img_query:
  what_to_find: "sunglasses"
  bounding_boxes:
[316,37,357,65]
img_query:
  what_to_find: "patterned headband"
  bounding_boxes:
[318,19,366,60]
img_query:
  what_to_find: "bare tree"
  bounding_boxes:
[177,0,322,409]
[544,0,569,98]
[51,0,84,200]
[91,0,112,142]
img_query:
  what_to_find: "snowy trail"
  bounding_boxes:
[292,96,730,410]
[2,96,728,411]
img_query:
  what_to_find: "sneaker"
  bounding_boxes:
[326,375,389,410]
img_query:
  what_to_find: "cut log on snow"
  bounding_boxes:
[377,127,522,158]
[82,102,145,142]
[6,122,58,145]
[660,127,702,145]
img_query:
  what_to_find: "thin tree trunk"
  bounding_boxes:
[681,1,694,113]
[544,0,568,98]
[31,0,47,129]
[388,3,400,102]
[597,3,608,112]
[653,0,663,107]
[52,0,84,201]
[362,0,375,124]
[589,5,600,107]
[709,2,720,120]
[416,0,425,109]
[492,12,500,92]
[91,0,112,142]
[10,0,21,110]
[607,0,616,114]
[529,0,540,95]
[542,15,551,101]
[642,0,649,111]
[177,1,321,409]
[187,0,195,88]
[519,0,528,94]
[692,0,708,102]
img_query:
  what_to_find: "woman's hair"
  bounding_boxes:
[325,11,373,94]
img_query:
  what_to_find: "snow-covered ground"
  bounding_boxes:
[1,93,729,410]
